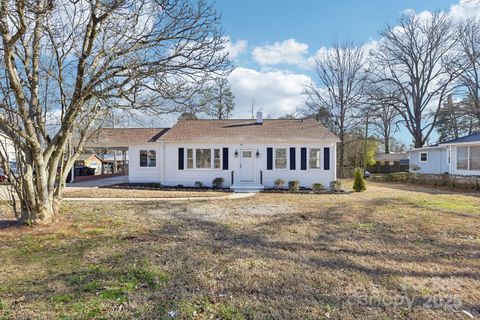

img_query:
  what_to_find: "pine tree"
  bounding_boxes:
[353,167,367,192]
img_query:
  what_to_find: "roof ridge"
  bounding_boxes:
[440,131,480,144]
[100,127,169,129]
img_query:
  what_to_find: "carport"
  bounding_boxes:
[69,128,167,183]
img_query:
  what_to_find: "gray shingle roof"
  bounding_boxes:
[159,118,340,143]
[84,128,169,147]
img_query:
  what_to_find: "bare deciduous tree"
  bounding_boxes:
[366,85,401,154]
[201,77,235,119]
[304,41,369,178]
[456,18,480,122]
[374,12,459,148]
[0,0,229,224]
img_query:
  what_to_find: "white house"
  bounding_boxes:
[0,133,17,163]
[87,113,340,191]
[408,133,480,176]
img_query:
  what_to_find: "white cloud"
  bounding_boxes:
[450,0,480,20]
[252,39,309,66]
[304,41,378,69]
[229,67,311,118]
[224,37,248,59]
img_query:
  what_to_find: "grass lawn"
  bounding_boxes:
[64,188,228,199]
[0,181,479,319]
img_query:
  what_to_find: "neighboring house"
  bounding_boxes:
[74,154,103,175]
[85,113,340,191]
[407,132,480,176]
[368,152,409,174]
[100,154,129,174]
[0,133,16,162]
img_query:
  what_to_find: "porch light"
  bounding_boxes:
[256,150,260,158]
[234,150,238,158]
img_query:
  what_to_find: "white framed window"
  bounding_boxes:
[420,152,428,162]
[457,146,480,171]
[186,148,222,170]
[214,149,221,169]
[186,149,194,169]
[196,149,211,169]
[457,147,469,170]
[140,150,156,167]
[309,148,321,169]
[275,148,287,169]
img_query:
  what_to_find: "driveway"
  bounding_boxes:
[66,175,128,189]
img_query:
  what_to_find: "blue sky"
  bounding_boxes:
[213,0,475,146]
[218,0,455,54]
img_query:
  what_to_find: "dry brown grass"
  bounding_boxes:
[64,188,227,198]
[0,181,479,319]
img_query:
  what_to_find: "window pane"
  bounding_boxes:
[309,148,321,169]
[242,151,252,158]
[470,146,480,170]
[420,152,428,162]
[187,149,193,169]
[196,149,211,169]
[148,150,156,167]
[275,148,286,169]
[140,150,147,167]
[457,147,468,170]
[214,149,221,169]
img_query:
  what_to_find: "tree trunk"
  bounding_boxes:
[414,135,423,149]
[384,137,390,154]
[18,199,56,225]
[15,165,66,225]
[338,133,345,178]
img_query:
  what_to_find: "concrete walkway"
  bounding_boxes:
[64,192,256,202]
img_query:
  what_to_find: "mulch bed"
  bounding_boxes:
[100,183,350,194]
[261,188,348,194]
[100,183,233,193]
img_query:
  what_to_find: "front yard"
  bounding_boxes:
[0,182,479,319]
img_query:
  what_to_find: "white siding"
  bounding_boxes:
[0,135,16,162]
[408,148,449,174]
[128,144,162,183]
[128,141,338,189]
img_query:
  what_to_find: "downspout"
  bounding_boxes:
[333,142,337,181]
[161,142,166,186]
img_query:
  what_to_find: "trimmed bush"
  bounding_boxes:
[194,181,203,188]
[312,183,325,193]
[353,167,367,192]
[330,180,342,192]
[212,177,224,189]
[288,180,300,192]
[274,178,285,189]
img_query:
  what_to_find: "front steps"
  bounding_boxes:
[231,183,264,193]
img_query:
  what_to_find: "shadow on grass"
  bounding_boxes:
[1,197,479,318]
[0,219,21,230]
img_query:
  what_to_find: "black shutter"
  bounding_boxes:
[289,147,296,170]
[178,148,184,170]
[324,147,330,170]
[267,148,273,170]
[222,148,229,170]
[301,147,307,170]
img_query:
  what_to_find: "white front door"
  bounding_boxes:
[239,149,255,182]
